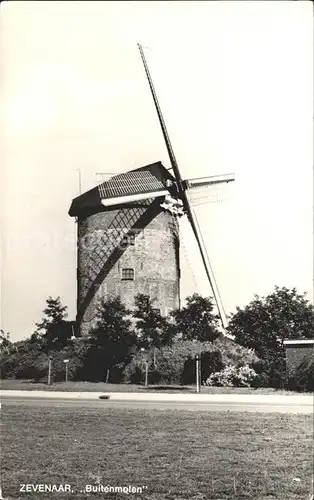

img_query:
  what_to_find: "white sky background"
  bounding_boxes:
[0,1,313,341]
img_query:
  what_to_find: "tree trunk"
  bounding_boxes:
[105,368,110,383]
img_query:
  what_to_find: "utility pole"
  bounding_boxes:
[195,355,200,394]
[141,347,149,386]
[145,360,149,387]
[47,355,52,386]
[64,359,69,383]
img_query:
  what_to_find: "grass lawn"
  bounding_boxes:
[0,378,304,395]
[1,406,313,500]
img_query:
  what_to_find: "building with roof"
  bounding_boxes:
[69,162,181,336]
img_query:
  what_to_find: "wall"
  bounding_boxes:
[284,342,314,375]
[77,200,180,335]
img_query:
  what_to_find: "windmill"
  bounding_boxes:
[69,44,234,336]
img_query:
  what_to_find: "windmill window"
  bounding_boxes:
[121,233,136,248]
[121,268,135,281]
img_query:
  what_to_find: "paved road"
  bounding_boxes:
[1,396,313,413]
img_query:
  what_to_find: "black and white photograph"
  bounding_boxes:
[0,1,313,499]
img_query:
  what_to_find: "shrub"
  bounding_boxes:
[123,338,259,386]
[123,354,169,385]
[123,358,146,384]
[181,350,224,385]
[205,364,258,387]
[149,370,169,385]
[4,342,47,381]
[250,356,287,389]
[152,341,208,385]
[0,351,18,379]
[212,337,259,368]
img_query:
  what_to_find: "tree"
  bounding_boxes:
[87,296,136,382]
[32,297,70,352]
[35,297,68,330]
[0,331,17,378]
[227,286,314,387]
[133,294,170,349]
[171,294,220,342]
[0,330,13,355]
[133,293,173,371]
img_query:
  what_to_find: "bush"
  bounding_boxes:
[123,354,169,385]
[123,338,259,386]
[149,370,169,385]
[152,341,208,385]
[181,350,224,385]
[1,342,47,381]
[0,338,92,383]
[123,358,146,384]
[0,351,19,379]
[205,364,258,387]
[212,337,259,368]
[251,355,286,389]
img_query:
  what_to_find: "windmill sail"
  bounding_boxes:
[137,43,233,330]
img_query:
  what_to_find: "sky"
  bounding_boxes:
[1,1,313,341]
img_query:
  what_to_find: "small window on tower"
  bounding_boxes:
[121,232,135,248]
[121,268,135,281]
[128,233,135,245]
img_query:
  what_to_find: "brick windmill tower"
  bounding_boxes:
[69,163,181,335]
[69,44,234,336]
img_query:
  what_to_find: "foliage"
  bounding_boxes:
[0,331,16,377]
[86,297,137,382]
[35,296,68,332]
[170,294,220,342]
[1,336,91,383]
[205,364,258,387]
[227,286,314,387]
[180,337,259,385]
[46,341,90,383]
[1,339,46,381]
[151,340,209,385]
[123,338,259,385]
[4,287,312,391]
[286,358,314,393]
[211,336,259,368]
[31,297,70,352]
[0,330,14,354]
[133,294,171,350]
[181,350,224,385]
[123,355,147,384]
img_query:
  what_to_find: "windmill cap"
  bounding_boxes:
[68,161,175,218]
